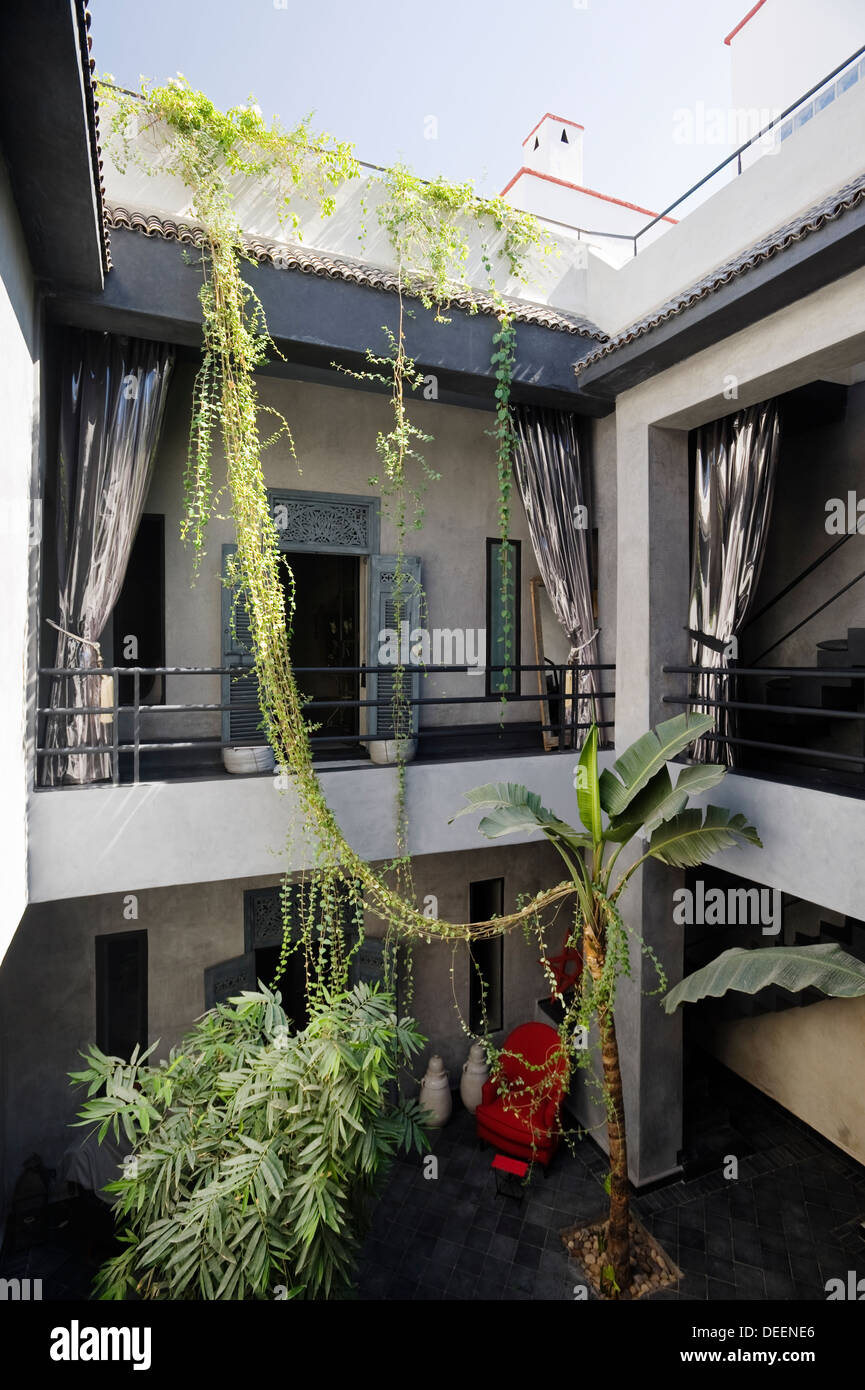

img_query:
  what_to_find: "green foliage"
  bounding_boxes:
[458,717,762,1293]
[664,942,865,1013]
[95,74,584,1077]
[71,983,428,1301]
[374,164,549,313]
[489,311,518,704]
[598,713,715,818]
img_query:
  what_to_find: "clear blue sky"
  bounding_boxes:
[91,0,750,215]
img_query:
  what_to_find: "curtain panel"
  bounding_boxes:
[688,399,780,765]
[42,332,175,785]
[511,404,602,748]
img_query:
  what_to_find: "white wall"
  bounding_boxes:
[27,747,616,902]
[100,99,592,320]
[730,0,864,115]
[588,76,865,335]
[0,156,38,964]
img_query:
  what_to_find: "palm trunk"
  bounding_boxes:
[583,909,631,1295]
[598,1007,630,1293]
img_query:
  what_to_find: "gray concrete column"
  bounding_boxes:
[604,420,692,1186]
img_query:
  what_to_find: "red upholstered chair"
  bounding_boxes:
[475,1022,569,1167]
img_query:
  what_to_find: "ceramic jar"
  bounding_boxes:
[459,1042,490,1114]
[418,1054,452,1127]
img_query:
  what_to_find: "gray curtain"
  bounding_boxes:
[689,399,780,765]
[512,405,601,748]
[42,332,174,785]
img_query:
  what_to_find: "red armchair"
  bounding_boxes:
[475,1022,569,1167]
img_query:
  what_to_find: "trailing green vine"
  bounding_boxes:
[98,75,569,1041]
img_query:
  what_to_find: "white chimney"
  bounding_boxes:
[522,114,584,185]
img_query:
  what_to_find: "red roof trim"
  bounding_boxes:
[724,0,767,45]
[522,113,585,147]
[500,167,678,224]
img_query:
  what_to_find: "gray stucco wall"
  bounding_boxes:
[137,368,540,740]
[0,839,564,1200]
[127,366,616,745]
[609,264,865,1181]
[0,154,38,961]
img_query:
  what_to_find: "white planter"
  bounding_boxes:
[459,1042,490,1114]
[418,1054,452,1128]
[222,745,276,776]
[366,738,418,766]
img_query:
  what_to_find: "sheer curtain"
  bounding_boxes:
[42,332,174,785]
[689,399,780,765]
[512,405,601,748]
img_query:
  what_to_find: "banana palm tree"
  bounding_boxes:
[454,711,761,1295]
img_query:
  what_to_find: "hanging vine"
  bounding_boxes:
[98,77,576,1061]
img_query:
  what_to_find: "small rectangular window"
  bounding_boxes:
[486,538,520,696]
[96,931,148,1059]
[469,878,504,1033]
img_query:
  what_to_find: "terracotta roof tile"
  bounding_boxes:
[573,171,865,375]
[104,204,607,340]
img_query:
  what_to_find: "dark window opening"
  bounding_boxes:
[281,551,360,741]
[96,931,147,1059]
[486,538,521,697]
[561,129,569,142]
[113,514,165,704]
[469,878,504,1034]
[533,137,540,150]
[253,941,310,1031]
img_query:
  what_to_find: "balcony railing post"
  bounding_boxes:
[133,667,141,786]
[559,664,567,750]
[111,667,119,786]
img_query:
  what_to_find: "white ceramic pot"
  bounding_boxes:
[459,1042,490,1114]
[367,738,418,766]
[222,745,276,775]
[418,1054,452,1128]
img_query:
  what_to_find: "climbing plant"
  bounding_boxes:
[93,80,738,1303]
[96,75,572,1006]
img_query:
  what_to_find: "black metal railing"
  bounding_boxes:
[663,662,865,787]
[36,662,615,787]
[535,43,865,260]
[101,48,865,273]
[629,43,865,256]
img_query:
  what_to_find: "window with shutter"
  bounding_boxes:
[203,951,257,1010]
[367,555,422,738]
[486,538,521,697]
[221,543,266,746]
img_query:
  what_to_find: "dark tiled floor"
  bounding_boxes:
[5,1062,864,1303]
[357,1066,865,1302]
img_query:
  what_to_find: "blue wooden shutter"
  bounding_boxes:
[221,543,266,745]
[367,555,422,738]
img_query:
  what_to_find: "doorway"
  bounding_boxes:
[281,551,361,748]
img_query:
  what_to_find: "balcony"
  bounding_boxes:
[29,662,615,902]
[663,660,865,796]
[36,661,615,787]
